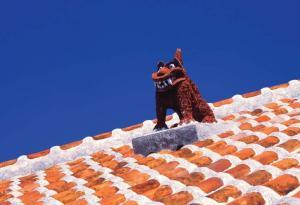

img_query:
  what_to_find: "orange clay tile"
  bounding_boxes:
[122,123,143,132]
[290,102,300,108]
[265,102,280,109]
[123,201,138,205]
[0,202,11,205]
[270,83,289,90]
[242,90,262,98]
[282,118,300,126]
[0,159,17,169]
[255,115,271,122]
[0,194,13,203]
[44,165,65,183]
[93,131,112,140]
[167,167,190,182]
[46,181,76,193]
[281,98,298,103]
[72,168,100,180]
[145,158,166,169]
[27,149,50,159]
[54,190,85,204]
[261,126,279,135]
[208,159,231,172]
[161,191,193,205]
[193,139,214,147]
[133,155,155,165]
[67,158,85,166]
[60,140,82,150]
[121,170,149,186]
[272,158,299,170]
[0,181,11,197]
[235,116,249,123]
[257,136,279,148]
[264,174,299,195]
[218,130,234,138]
[228,192,265,205]
[181,172,205,187]
[69,164,89,175]
[85,177,105,189]
[197,177,223,193]
[95,185,119,198]
[154,161,179,175]
[282,127,300,136]
[151,185,173,201]
[278,139,300,152]
[111,166,131,178]
[182,151,202,162]
[222,114,235,121]
[19,190,44,204]
[189,156,212,167]
[207,141,227,151]
[131,179,160,194]
[218,145,237,155]
[234,148,255,160]
[250,108,264,116]
[225,164,251,179]
[239,122,252,130]
[172,148,194,158]
[89,181,113,192]
[19,180,39,193]
[208,185,241,203]
[274,107,288,115]
[213,98,233,107]
[113,145,132,155]
[252,151,278,165]
[100,193,126,205]
[65,199,88,205]
[243,170,272,185]
[238,135,259,144]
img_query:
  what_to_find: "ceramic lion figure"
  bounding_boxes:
[152,48,216,130]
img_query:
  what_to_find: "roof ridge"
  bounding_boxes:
[0,79,299,179]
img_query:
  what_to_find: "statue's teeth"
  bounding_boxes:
[168,78,172,84]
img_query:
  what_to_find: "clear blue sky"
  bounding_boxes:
[1,1,299,162]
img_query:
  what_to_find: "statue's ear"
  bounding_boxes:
[157,61,164,70]
[174,48,183,66]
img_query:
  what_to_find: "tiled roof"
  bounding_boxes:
[0,80,299,205]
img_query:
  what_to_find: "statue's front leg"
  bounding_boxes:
[154,103,168,131]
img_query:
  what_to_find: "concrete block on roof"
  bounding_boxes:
[132,124,198,156]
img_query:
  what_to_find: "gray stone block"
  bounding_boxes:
[132,124,198,156]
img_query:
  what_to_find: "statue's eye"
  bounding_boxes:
[169,64,175,69]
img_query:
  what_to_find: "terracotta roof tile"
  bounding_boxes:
[264,174,299,195]
[1,81,300,204]
[225,164,251,179]
[198,177,223,193]
[208,185,241,203]
[228,192,265,205]
[278,139,300,152]
[272,158,299,170]
[161,191,193,205]
[252,151,278,165]
[243,170,272,185]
